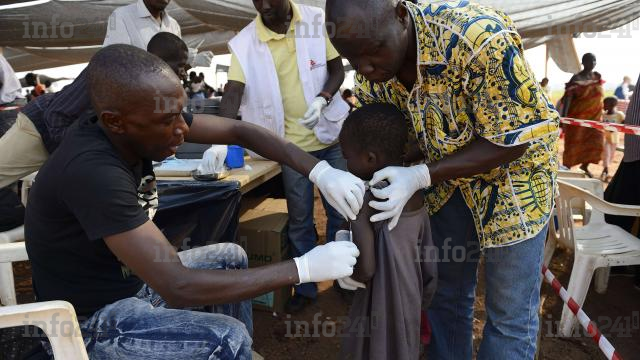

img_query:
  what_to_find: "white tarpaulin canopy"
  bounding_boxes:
[1,0,639,72]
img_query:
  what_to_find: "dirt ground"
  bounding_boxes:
[6,139,639,359]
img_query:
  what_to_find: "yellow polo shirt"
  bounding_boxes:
[228,1,340,152]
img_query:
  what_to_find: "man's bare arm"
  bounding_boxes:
[219,80,245,120]
[322,57,345,96]
[185,114,318,177]
[105,221,299,308]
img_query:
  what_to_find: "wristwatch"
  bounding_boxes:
[318,91,333,105]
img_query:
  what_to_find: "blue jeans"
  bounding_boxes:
[427,190,546,360]
[78,243,253,360]
[281,143,347,299]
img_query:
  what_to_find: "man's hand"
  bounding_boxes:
[309,161,365,220]
[197,145,227,174]
[298,96,328,130]
[294,241,360,284]
[368,164,431,230]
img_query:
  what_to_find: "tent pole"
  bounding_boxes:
[545,43,549,79]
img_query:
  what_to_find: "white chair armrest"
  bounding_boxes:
[0,242,28,263]
[0,301,88,359]
[0,226,25,244]
[558,180,640,217]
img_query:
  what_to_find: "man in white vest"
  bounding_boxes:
[220,0,350,313]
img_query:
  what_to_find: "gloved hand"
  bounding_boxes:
[309,161,365,221]
[197,145,228,174]
[294,241,360,284]
[298,96,328,130]
[188,48,214,68]
[368,164,431,230]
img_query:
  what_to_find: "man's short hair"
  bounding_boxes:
[339,103,408,160]
[147,32,188,60]
[87,44,176,114]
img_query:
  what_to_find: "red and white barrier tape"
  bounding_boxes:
[541,265,623,360]
[561,117,640,136]
[0,106,20,111]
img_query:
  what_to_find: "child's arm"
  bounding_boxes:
[350,191,376,283]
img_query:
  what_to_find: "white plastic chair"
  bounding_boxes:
[0,225,25,305]
[0,241,88,359]
[558,169,587,179]
[543,178,604,267]
[556,180,640,336]
[0,301,89,360]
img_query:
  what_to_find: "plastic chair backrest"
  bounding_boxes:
[556,181,578,250]
[558,169,587,179]
[558,178,604,224]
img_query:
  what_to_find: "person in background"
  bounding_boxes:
[0,32,189,189]
[103,0,213,67]
[0,53,26,234]
[342,89,357,113]
[25,73,46,98]
[338,103,437,360]
[601,97,625,181]
[615,76,633,100]
[540,77,552,98]
[0,54,26,137]
[561,53,605,178]
[605,73,640,290]
[189,71,205,99]
[220,0,351,313]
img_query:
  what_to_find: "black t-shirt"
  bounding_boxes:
[25,113,193,317]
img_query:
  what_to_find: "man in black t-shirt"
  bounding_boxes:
[25,45,365,359]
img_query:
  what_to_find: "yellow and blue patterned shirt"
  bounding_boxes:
[355,1,560,248]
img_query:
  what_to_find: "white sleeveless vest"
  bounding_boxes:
[228,4,349,146]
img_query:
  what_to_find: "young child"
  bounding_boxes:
[338,103,437,360]
[602,97,626,181]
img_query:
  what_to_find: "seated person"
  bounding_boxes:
[338,104,437,360]
[25,44,363,359]
[0,32,189,189]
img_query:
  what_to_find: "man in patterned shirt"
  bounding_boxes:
[326,1,559,358]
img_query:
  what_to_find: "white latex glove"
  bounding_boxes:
[298,96,328,130]
[188,49,214,68]
[294,241,360,284]
[309,161,365,221]
[368,164,431,230]
[197,145,228,174]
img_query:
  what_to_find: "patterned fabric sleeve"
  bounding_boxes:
[353,74,381,107]
[464,32,559,147]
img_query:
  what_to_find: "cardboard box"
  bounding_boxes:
[254,198,288,213]
[238,209,291,313]
[238,196,267,216]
